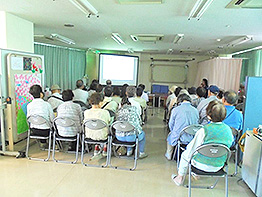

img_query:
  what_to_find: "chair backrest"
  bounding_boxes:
[110,121,135,134]
[27,115,52,128]
[180,124,204,137]
[83,119,108,130]
[54,117,76,127]
[190,143,231,163]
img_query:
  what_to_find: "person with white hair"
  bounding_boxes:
[47,84,63,111]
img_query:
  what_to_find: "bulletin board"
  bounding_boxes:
[7,53,44,142]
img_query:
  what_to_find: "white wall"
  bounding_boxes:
[138,53,210,92]
[0,12,34,53]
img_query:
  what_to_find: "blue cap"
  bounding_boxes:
[208,85,219,93]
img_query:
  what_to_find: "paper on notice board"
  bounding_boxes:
[11,56,23,70]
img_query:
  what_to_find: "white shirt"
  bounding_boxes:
[73,89,89,104]
[101,97,119,112]
[128,97,142,116]
[141,92,149,102]
[48,93,63,110]
[27,98,54,129]
[56,101,83,137]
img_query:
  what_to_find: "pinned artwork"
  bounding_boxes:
[23,57,32,71]
[14,74,41,134]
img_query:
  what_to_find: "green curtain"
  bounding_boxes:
[234,49,262,83]
[34,43,86,90]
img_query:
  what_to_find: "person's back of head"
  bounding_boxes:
[177,93,191,105]
[208,85,219,96]
[106,79,112,86]
[89,92,103,105]
[136,87,143,97]
[138,84,145,91]
[178,89,189,96]
[104,86,113,97]
[174,87,182,97]
[188,87,196,95]
[217,90,224,100]
[62,89,74,101]
[206,100,226,122]
[169,85,177,94]
[96,84,103,93]
[112,86,120,96]
[89,82,98,91]
[121,84,129,98]
[29,84,43,99]
[51,84,61,94]
[76,79,84,89]
[224,90,238,105]
[126,86,136,98]
[196,86,206,98]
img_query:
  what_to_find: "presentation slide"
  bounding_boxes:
[99,54,139,86]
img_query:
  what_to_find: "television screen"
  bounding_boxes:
[99,53,139,86]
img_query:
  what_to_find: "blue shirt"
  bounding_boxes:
[223,105,243,130]
[167,102,199,146]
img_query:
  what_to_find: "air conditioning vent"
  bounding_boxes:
[226,0,262,9]
[130,34,164,43]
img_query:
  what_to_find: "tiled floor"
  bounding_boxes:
[0,108,255,197]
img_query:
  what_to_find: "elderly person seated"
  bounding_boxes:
[134,87,147,110]
[172,100,233,185]
[101,86,118,115]
[191,86,206,108]
[84,93,111,157]
[116,97,148,159]
[27,85,54,147]
[56,89,83,151]
[165,94,199,160]
[73,79,89,104]
[47,84,63,112]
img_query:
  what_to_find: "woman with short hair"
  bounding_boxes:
[172,100,233,186]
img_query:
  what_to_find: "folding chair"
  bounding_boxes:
[52,117,81,164]
[186,143,231,197]
[81,119,110,168]
[175,124,203,168]
[26,115,52,161]
[229,127,242,176]
[108,121,139,171]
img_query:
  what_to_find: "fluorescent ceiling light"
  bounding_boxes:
[188,0,214,20]
[227,36,253,47]
[50,34,75,45]
[173,34,184,44]
[69,0,98,17]
[111,33,125,45]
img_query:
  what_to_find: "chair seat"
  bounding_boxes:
[84,138,108,144]
[112,138,136,146]
[30,135,50,139]
[191,165,226,176]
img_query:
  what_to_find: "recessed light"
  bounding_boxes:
[64,23,74,28]
[225,25,231,28]
[216,38,221,42]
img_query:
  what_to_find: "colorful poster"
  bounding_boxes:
[23,57,32,71]
[14,74,41,134]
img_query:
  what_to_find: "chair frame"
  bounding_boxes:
[186,143,231,197]
[81,119,110,168]
[175,124,204,168]
[52,117,81,164]
[26,115,53,162]
[108,121,139,171]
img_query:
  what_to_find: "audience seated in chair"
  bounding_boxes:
[101,86,118,117]
[126,86,142,116]
[111,86,122,106]
[84,93,111,157]
[197,85,219,125]
[27,84,54,147]
[188,87,198,101]
[56,89,83,151]
[116,97,148,159]
[191,87,206,108]
[73,79,89,104]
[134,87,147,111]
[138,84,149,102]
[47,84,63,112]
[165,94,199,160]
[172,100,234,186]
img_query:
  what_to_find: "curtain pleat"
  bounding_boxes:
[34,44,86,90]
[194,58,242,92]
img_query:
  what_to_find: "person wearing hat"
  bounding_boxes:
[48,84,63,112]
[197,85,220,125]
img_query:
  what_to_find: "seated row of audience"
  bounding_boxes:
[27,83,148,159]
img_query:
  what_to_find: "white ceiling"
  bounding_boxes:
[1,0,262,55]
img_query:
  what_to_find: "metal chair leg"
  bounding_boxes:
[188,164,192,197]
[225,165,229,197]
